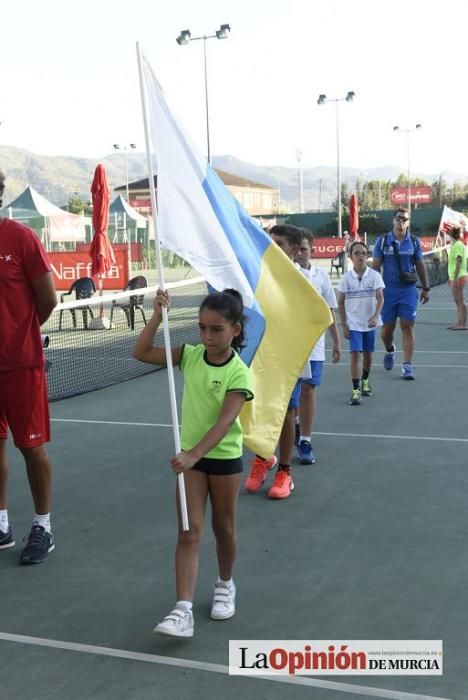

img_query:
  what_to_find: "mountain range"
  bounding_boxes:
[0,145,466,212]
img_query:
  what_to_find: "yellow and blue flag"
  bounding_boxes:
[140,55,332,457]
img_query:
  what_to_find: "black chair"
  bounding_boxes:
[110,276,148,330]
[330,251,346,277]
[59,277,96,330]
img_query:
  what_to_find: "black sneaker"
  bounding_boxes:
[20,524,55,565]
[0,525,15,550]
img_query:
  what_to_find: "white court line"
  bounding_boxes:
[371,350,468,355]
[52,418,173,428]
[325,363,468,369]
[0,633,453,700]
[50,418,468,444]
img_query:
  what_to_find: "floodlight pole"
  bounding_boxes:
[393,124,422,217]
[176,24,230,164]
[113,143,136,279]
[296,149,304,212]
[113,143,136,203]
[317,91,355,239]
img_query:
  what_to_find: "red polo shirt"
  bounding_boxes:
[0,218,51,370]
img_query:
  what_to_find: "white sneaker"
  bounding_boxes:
[154,606,194,637]
[210,581,236,620]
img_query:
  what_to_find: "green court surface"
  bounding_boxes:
[1,321,467,700]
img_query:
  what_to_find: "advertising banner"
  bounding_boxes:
[48,250,129,290]
[390,187,433,205]
[312,238,346,258]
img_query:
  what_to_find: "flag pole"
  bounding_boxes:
[136,42,189,531]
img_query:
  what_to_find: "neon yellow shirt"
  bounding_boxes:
[179,344,254,459]
[448,240,467,280]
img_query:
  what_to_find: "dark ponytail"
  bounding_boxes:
[200,288,246,351]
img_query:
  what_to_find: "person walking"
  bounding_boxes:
[133,287,253,638]
[372,208,430,380]
[337,241,384,405]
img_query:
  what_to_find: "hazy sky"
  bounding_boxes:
[1,0,467,176]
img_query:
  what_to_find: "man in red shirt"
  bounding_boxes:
[0,171,58,564]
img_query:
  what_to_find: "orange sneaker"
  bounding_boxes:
[268,470,294,499]
[244,455,277,493]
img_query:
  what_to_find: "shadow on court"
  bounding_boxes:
[1,323,467,700]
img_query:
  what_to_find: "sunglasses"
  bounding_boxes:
[395,216,409,222]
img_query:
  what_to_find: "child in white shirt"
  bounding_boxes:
[337,241,385,405]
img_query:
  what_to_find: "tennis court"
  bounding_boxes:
[1,266,467,700]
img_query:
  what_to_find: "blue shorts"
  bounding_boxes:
[381,286,418,324]
[349,329,376,353]
[288,361,323,409]
[301,360,323,386]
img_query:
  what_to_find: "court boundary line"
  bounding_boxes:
[324,364,468,369]
[0,632,453,700]
[51,419,468,444]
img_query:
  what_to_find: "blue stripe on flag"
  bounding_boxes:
[202,164,270,291]
[202,164,271,365]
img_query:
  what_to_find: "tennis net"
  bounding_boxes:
[43,277,208,402]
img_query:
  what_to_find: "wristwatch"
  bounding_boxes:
[422,286,430,292]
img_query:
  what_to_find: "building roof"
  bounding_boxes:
[115,170,276,192]
[214,169,276,189]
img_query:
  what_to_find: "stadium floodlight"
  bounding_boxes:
[176,24,231,163]
[113,143,137,203]
[393,124,423,215]
[176,29,191,45]
[317,92,356,240]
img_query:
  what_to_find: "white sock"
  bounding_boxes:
[0,509,9,531]
[175,600,192,612]
[300,435,311,443]
[33,513,51,533]
[218,577,235,588]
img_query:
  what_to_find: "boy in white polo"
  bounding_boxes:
[337,241,385,405]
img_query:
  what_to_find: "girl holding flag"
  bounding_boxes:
[133,287,253,638]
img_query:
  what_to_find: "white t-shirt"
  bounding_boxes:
[300,265,337,362]
[337,267,385,331]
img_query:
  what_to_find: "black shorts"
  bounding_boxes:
[192,456,243,475]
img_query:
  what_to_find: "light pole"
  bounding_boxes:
[176,24,230,164]
[317,91,355,238]
[113,143,136,202]
[113,143,136,279]
[392,124,421,216]
[296,148,304,212]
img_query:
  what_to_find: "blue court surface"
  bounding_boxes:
[1,317,467,700]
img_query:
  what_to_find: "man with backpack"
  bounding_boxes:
[372,208,430,380]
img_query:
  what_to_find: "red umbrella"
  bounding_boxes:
[348,193,360,241]
[89,164,115,280]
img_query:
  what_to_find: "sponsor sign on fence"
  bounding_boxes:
[312,238,346,258]
[390,187,433,205]
[48,251,129,290]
